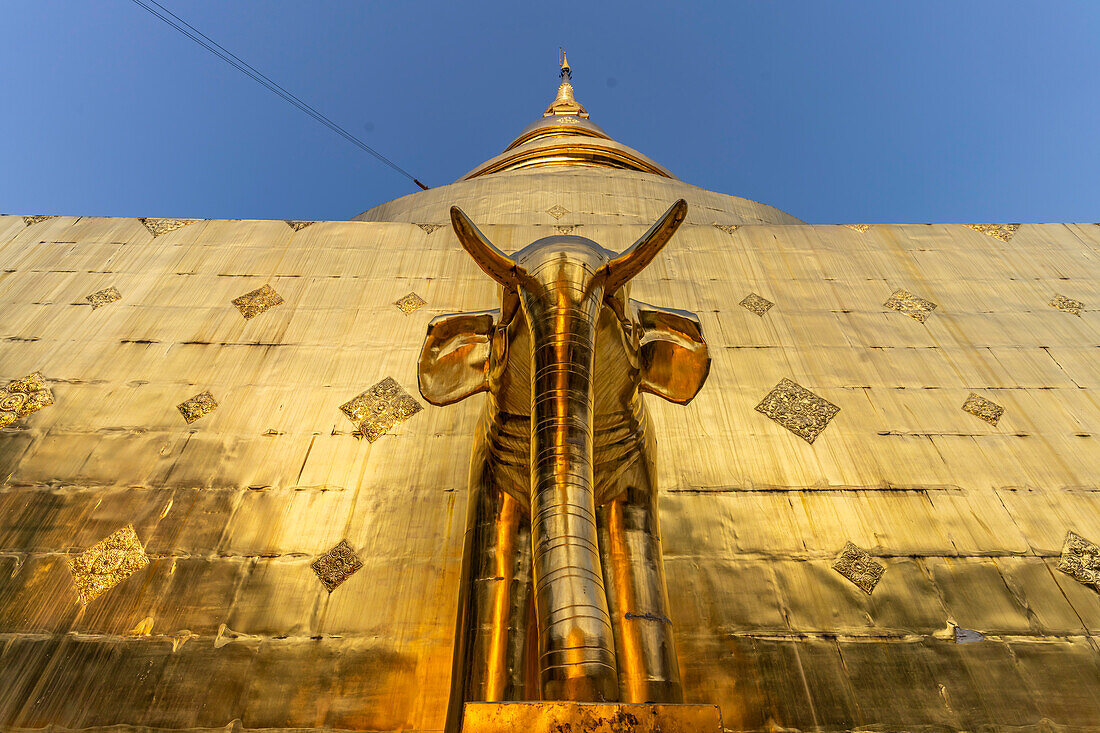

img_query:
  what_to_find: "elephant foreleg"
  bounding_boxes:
[445,465,533,733]
[597,484,684,704]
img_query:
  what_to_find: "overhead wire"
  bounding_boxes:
[127,0,429,190]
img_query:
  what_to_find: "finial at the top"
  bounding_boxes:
[545,51,587,118]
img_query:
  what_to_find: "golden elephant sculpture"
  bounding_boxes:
[418,200,710,731]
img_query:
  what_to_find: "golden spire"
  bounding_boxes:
[544,51,588,118]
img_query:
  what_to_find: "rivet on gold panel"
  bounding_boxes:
[1049,294,1084,316]
[832,541,885,595]
[964,223,1020,242]
[177,390,218,424]
[1,372,54,427]
[1057,531,1100,589]
[961,392,1005,426]
[232,283,285,320]
[311,539,364,592]
[339,377,422,442]
[754,378,839,444]
[139,218,197,237]
[883,288,938,323]
[67,524,150,606]
[394,291,427,315]
[739,292,774,317]
[86,286,122,310]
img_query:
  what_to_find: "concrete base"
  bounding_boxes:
[462,702,723,732]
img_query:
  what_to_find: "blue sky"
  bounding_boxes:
[2,1,1098,223]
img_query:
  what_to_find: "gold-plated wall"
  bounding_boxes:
[1,206,1098,731]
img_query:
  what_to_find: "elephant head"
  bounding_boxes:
[418,199,709,703]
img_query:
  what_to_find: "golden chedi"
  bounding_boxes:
[1,57,1099,732]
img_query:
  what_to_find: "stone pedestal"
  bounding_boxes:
[462,702,723,732]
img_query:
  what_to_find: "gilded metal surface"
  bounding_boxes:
[2,83,1100,730]
[754,378,839,444]
[965,223,1021,241]
[311,539,364,592]
[231,283,284,320]
[739,292,774,317]
[139,217,197,237]
[844,224,871,233]
[962,392,1005,426]
[86,285,122,309]
[546,204,569,220]
[1057,531,1099,588]
[67,524,149,605]
[395,291,427,315]
[285,220,315,230]
[712,223,738,235]
[2,210,1100,730]
[176,390,217,424]
[340,376,423,442]
[883,287,938,322]
[422,200,706,728]
[462,702,722,732]
[21,214,54,226]
[417,222,444,234]
[555,224,581,234]
[1050,293,1084,315]
[831,541,886,595]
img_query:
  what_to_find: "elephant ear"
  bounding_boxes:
[418,309,498,406]
[634,302,711,404]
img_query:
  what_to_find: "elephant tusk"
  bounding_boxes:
[596,199,688,294]
[450,206,526,288]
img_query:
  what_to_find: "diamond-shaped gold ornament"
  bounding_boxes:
[1057,530,1100,588]
[755,378,839,444]
[740,292,774,317]
[832,541,885,595]
[546,204,569,220]
[232,284,284,320]
[1,372,54,428]
[394,292,427,315]
[140,218,197,237]
[1050,294,1084,316]
[962,392,1004,426]
[68,524,149,605]
[712,224,739,235]
[417,223,444,234]
[845,224,871,233]
[884,288,938,323]
[311,539,363,592]
[964,223,1020,242]
[340,377,422,442]
[285,220,315,231]
[86,286,122,310]
[23,215,54,226]
[177,390,218,424]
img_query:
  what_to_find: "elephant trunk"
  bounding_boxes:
[523,274,619,702]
